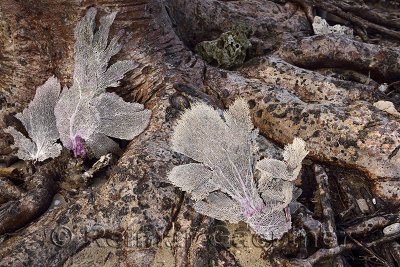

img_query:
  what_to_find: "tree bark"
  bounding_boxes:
[1,0,400,266]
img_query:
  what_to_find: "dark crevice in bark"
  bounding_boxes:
[0,157,66,236]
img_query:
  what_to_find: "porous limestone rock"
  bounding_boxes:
[195,23,253,69]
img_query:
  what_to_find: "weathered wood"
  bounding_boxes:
[0,157,65,236]
[0,176,22,203]
[276,34,400,83]
[314,164,344,266]
[1,0,400,265]
[272,232,400,267]
[344,214,400,236]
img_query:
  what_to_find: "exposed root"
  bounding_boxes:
[276,34,400,83]
[288,0,400,40]
[335,174,362,219]
[0,158,65,235]
[0,177,23,203]
[173,204,213,267]
[389,242,400,266]
[314,164,344,266]
[273,232,400,267]
[343,214,400,236]
[0,167,22,180]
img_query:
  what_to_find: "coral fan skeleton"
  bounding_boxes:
[5,8,151,161]
[169,98,308,240]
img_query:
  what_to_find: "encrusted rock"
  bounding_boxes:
[312,16,353,37]
[195,23,253,69]
[383,223,400,236]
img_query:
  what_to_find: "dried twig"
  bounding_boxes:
[82,153,113,179]
[276,231,400,266]
[0,157,66,235]
[314,164,344,266]
[335,174,362,219]
[289,0,400,40]
[0,176,23,201]
[344,233,391,267]
[335,0,400,30]
[343,214,400,236]
[389,242,400,266]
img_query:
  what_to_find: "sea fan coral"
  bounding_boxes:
[168,98,308,240]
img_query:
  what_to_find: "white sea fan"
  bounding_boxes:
[54,8,151,157]
[168,98,308,240]
[5,76,61,162]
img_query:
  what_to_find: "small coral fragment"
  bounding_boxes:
[312,16,353,37]
[195,23,253,69]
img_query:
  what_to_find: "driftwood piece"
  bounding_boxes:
[336,173,362,219]
[241,56,383,105]
[344,214,400,236]
[0,0,214,265]
[313,164,344,266]
[288,0,400,40]
[276,34,400,83]
[389,242,400,266]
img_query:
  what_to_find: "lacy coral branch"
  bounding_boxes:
[168,98,308,240]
